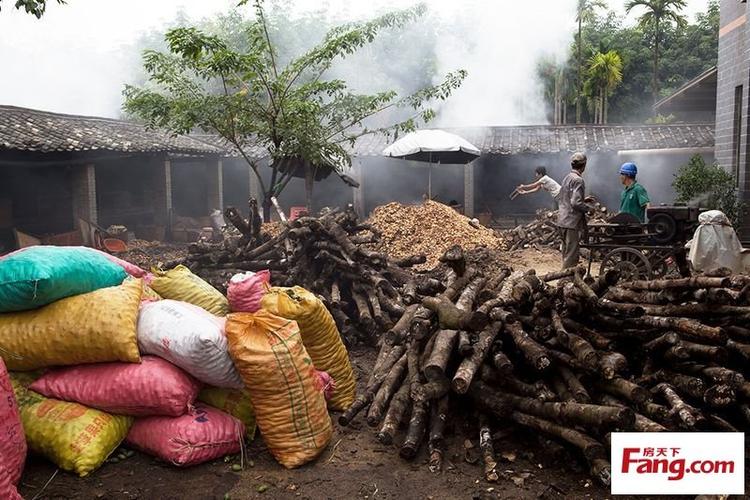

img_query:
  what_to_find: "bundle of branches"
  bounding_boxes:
[339,248,750,487]
[184,201,432,344]
[502,201,613,251]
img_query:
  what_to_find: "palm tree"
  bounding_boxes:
[585,50,623,124]
[575,0,606,123]
[625,0,687,102]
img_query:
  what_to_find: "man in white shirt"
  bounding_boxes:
[516,166,561,201]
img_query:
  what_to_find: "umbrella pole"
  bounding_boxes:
[428,167,432,200]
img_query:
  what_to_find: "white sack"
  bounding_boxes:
[688,211,743,274]
[137,300,243,389]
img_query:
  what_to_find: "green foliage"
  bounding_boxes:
[1,0,65,18]
[124,0,465,216]
[540,0,717,123]
[673,155,743,225]
[625,0,688,31]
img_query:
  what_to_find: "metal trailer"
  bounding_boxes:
[581,205,701,280]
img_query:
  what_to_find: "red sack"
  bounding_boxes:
[227,271,270,313]
[0,463,22,500]
[126,404,244,466]
[0,357,26,487]
[30,356,201,417]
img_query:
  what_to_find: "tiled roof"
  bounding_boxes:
[351,124,715,156]
[0,105,224,155]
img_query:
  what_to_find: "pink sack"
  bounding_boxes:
[315,370,336,401]
[0,358,26,487]
[126,404,244,466]
[87,248,148,279]
[30,356,201,417]
[227,271,270,313]
[0,463,22,500]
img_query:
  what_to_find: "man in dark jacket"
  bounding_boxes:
[557,152,590,269]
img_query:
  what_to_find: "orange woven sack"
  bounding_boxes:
[225,310,331,468]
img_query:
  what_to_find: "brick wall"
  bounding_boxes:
[717,0,750,232]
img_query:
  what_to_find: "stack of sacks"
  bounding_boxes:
[261,286,356,411]
[226,310,332,469]
[0,247,245,476]
[0,247,142,476]
[0,358,25,500]
[150,265,229,316]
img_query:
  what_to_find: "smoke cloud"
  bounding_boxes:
[1,0,577,126]
[430,0,577,127]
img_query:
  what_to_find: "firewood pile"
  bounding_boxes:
[502,202,614,251]
[184,203,434,344]
[366,201,503,271]
[338,246,750,487]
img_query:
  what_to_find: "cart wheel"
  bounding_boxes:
[599,247,652,281]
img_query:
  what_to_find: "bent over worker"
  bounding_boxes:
[557,153,591,269]
[618,162,650,222]
[516,166,561,201]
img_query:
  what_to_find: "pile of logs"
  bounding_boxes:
[183,202,428,344]
[339,247,750,487]
[502,202,613,251]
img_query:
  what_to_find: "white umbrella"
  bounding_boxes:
[382,129,481,199]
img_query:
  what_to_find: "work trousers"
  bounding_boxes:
[560,226,581,270]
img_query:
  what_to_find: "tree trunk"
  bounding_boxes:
[577,16,583,124]
[603,90,608,124]
[653,20,660,103]
[305,161,314,214]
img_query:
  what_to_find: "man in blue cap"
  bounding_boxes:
[619,162,650,222]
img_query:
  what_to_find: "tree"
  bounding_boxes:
[585,50,622,124]
[575,0,606,123]
[1,0,65,18]
[673,155,743,225]
[124,1,465,220]
[625,0,687,103]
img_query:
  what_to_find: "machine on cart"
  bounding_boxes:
[582,204,701,280]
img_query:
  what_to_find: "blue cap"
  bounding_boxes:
[619,162,637,177]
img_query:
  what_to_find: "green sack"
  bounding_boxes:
[0,246,127,313]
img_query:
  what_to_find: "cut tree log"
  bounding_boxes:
[453,322,502,394]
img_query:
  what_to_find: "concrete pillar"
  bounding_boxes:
[153,159,172,227]
[464,162,475,218]
[206,159,224,211]
[352,159,366,218]
[72,163,97,225]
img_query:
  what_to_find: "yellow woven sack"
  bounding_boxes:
[10,375,132,477]
[150,265,229,316]
[124,276,162,302]
[198,387,257,440]
[0,279,142,371]
[261,286,356,410]
[226,310,332,468]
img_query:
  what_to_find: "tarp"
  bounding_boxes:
[687,210,744,273]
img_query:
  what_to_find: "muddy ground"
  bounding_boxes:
[15,247,747,499]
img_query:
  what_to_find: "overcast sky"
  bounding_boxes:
[0,0,712,119]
